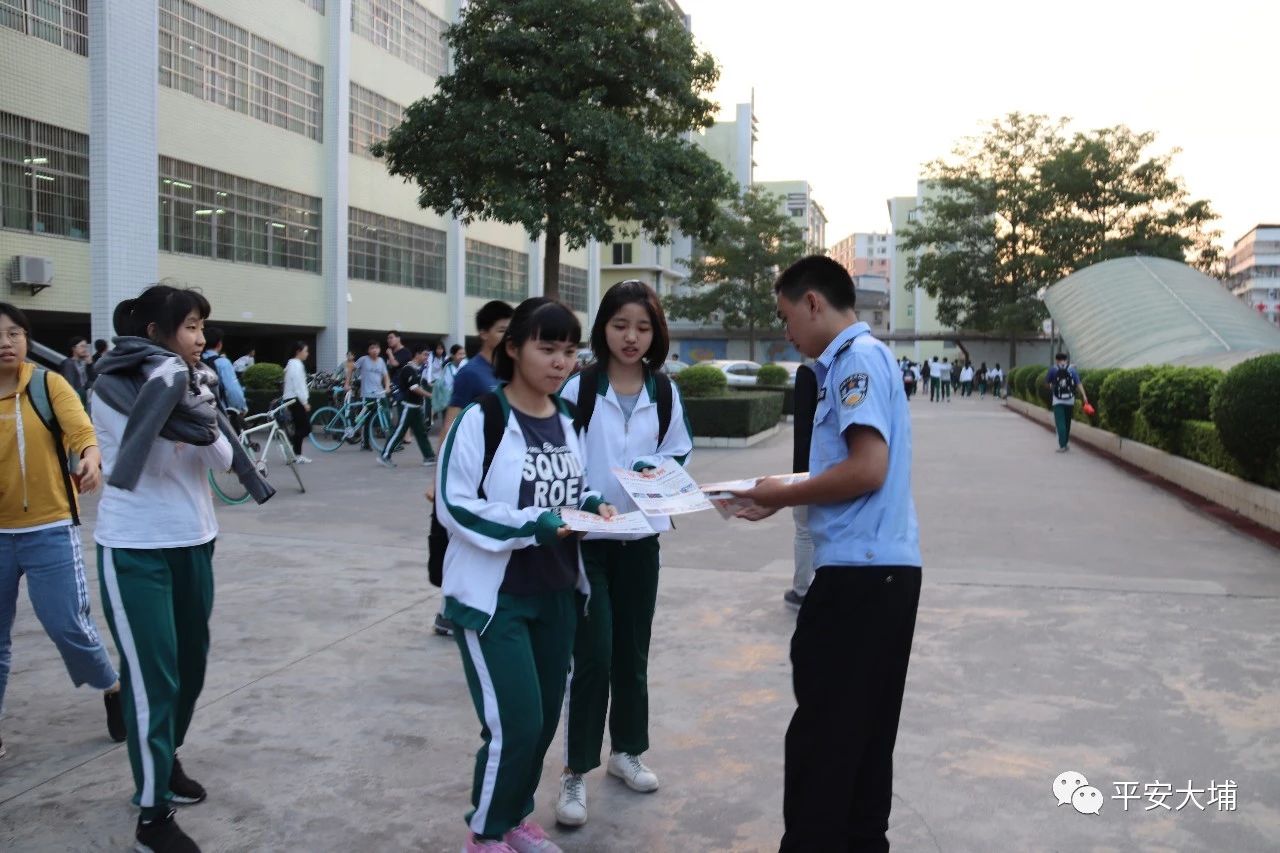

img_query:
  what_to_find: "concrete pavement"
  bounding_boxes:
[1,393,1277,851]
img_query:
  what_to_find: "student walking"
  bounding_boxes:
[959,362,974,397]
[990,363,1004,399]
[432,344,466,426]
[437,297,616,853]
[91,284,237,853]
[0,303,124,760]
[349,341,391,451]
[926,358,938,402]
[734,256,921,853]
[378,344,436,468]
[555,281,694,828]
[283,341,313,464]
[1046,352,1089,452]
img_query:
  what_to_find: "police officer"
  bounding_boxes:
[734,255,922,853]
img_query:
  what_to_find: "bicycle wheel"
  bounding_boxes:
[275,433,306,494]
[366,412,391,453]
[308,406,346,452]
[208,449,251,505]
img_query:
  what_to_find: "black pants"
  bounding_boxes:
[781,565,922,853]
[289,401,309,455]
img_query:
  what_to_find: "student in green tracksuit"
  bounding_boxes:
[91,285,234,853]
[553,280,693,828]
[437,297,616,853]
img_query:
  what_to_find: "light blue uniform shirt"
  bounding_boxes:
[809,322,921,568]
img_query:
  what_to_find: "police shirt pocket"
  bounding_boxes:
[812,399,846,463]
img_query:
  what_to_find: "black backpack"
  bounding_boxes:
[1052,365,1075,401]
[572,363,673,446]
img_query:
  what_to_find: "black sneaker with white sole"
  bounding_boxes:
[433,612,455,637]
[135,809,201,853]
[169,758,206,805]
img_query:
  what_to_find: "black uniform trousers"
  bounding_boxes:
[780,565,922,853]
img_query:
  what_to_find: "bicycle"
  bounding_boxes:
[307,391,398,453]
[208,399,307,505]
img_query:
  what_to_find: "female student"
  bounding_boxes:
[554,280,693,828]
[283,341,312,464]
[91,284,234,853]
[436,297,616,853]
[432,344,466,424]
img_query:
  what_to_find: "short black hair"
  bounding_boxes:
[113,282,211,340]
[773,255,856,311]
[1055,352,1069,361]
[476,299,515,333]
[0,302,32,335]
[204,326,224,350]
[449,344,464,355]
[591,280,669,369]
[366,340,380,350]
[493,297,581,382]
[68,335,88,350]
[412,342,431,355]
[94,339,108,352]
[292,340,309,357]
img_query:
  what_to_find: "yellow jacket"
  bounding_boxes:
[0,362,98,529]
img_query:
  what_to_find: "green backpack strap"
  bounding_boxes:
[27,368,80,526]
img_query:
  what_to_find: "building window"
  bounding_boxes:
[158,156,321,272]
[611,242,632,265]
[349,208,445,291]
[159,0,325,142]
[352,0,448,78]
[0,111,89,239]
[349,83,404,158]
[466,239,527,301]
[559,265,587,311]
[1,0,88,56]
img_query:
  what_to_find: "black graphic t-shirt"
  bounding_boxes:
[501,407,584,595]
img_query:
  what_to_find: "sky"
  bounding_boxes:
[678,0,1278,252]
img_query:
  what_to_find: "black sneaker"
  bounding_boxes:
[433,612,455,637]
[0,735,7,759]
[169,758,207,805]
[135,809,201,853]
[783,589,805,608]
[105,690,127,743]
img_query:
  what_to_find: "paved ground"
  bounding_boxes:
[1,393,1277,852]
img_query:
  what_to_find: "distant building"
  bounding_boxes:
[1227,224,1280,327]
[756,179,827,252]
[853,274,891,335]
[829,231,891,278]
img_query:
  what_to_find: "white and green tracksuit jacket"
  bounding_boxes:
[435,392,603,629]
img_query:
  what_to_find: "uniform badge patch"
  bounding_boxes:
[839,372,869,408]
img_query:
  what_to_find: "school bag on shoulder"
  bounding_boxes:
[427,392,580,588]
[1052,366,1075,401]
[26,367,81,526]
[570,363,673,446]
[200,353,230,409]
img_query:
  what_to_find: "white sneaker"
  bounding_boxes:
[607,752,659,793]
[294,455,313,464]
[554,773,587,826]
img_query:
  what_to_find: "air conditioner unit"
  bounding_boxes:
[12,256,53,294]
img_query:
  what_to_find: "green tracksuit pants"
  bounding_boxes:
[455,589,578,838]
[382,402,434,462]
[1054,403,1073,448]
[565,536,660,773]
[97,542,214,820]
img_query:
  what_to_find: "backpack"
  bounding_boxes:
[571,364,673,447]
[25,368,80,526]
[1052,365,1075,401]
[200,353,229,408]
[427,392,580,588]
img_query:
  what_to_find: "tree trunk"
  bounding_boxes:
[543,225,561,301]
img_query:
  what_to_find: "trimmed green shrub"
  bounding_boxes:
[683,392,783,437]
[1211,352,1280,473]
[1072,368,1116,425]
[756,363,789,386]
[1098,367,1157,438]
[672,363,727,399]
[1177,420,1245,478]
[243,362,284,390]
[1015,365,1045,400]
[730,384,795,416]
[1033,368,1051,407]
[1138,366,1223,435]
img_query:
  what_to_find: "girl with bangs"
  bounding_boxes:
[436,297,616,853]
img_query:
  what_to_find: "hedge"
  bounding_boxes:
[1211,352,1280,473]
[672,364,727,398]
[242,362,284,390]
[1033,368,1052,407]
[1098,367,1157,438]
[683,392,783,438]
[1138,366,1223,435]
[733,384,795,416]
[757,363,789,386]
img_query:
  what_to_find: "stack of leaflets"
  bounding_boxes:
[700,473,809,519]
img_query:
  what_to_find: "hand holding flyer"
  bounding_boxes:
[558,508,656,535]
[701,473,809,520]
[610,465,714,516]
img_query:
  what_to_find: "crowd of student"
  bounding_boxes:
[898,356,1006,403]
[0,255,923,853]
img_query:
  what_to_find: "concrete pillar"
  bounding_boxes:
[528,234,544,297]
[89,0,157,343]
[586,238,601,329]
[315,0,351,370]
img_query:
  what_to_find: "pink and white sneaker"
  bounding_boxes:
[462,835,517,853]
[503,820,564,853]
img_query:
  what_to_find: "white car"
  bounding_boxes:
[662,358,691,376]
[704,359,761,386]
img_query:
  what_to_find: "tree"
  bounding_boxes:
[664,186,807,361]
[371,0,736,299]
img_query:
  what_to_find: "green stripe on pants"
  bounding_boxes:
[455,589,578,838]
[97,543,214,819]
[565,536,660,773]
[382,402,434,461]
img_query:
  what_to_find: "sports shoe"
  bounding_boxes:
[554,772,587,827]
[169,758,206,805]
[782,589,805,608]
[294,455,313,464]
[504,820,563,853]
[105,689,127,742]
[0,735,7,759]
[422,458,437,467]
[433,612,455,637]
[377,455,397,469]
[1056,446,1069,453]
[607,752,659,793]
[461,836,517,853]
[135,809,201,853]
